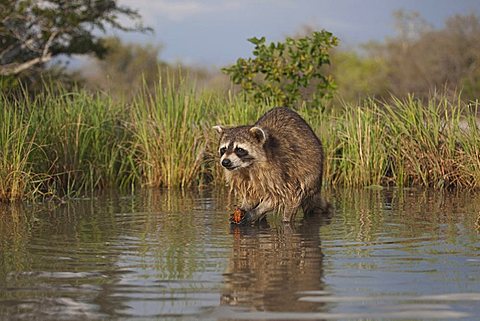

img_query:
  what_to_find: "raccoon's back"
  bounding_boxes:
[255,107,323,181]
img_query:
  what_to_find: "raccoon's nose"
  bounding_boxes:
[221,159,232,168]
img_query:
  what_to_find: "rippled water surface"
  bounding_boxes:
[1,188,479,320]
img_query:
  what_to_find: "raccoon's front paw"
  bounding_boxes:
[229,208,251,225]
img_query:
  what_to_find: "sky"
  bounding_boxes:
[108,0,480,67]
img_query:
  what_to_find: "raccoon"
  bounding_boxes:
[213,107,328,224]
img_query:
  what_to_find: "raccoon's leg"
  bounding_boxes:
[239,199,259,212]
[244,200,275,224]
[282,205,301,223]
[302,192,331,217]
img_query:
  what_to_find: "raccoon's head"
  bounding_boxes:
[212,125,267,171]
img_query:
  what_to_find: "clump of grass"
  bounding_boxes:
[31,88,134,195]
[130,76,211,188]
[1,85,135,200]
[324,95,480,189]
[330,102,389,187]
[380,95,461,188]
[1,77,480,202]
[0,100,37,201]
[456,103,480,187]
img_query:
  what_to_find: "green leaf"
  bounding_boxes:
[248,36,265,45]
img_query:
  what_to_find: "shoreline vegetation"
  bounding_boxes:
[1,77,480,202]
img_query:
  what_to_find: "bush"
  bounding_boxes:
[222,31,338,109]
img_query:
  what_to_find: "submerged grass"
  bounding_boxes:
[1,78,480,202]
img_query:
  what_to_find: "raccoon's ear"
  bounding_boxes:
[212,125,224,134]
[250,126,267,143]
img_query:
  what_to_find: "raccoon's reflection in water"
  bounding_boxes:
[221,215,331,312]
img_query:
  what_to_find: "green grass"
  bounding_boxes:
[31,89,133,196]
[1,79,479,202]
[0,100,36,201]
[130,76,211,188]
[328,101,389,187]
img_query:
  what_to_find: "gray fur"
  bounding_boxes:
[214,107,328,224]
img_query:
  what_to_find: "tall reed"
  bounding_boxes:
[130,76,211,188]
[0,100,37,201]
[30,88,133,195]
[330,102,389,187]
[327,95,480,189]
[1,78,480,202]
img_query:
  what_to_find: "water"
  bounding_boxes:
[0,188,479,320]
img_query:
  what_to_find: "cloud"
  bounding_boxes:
[119,0,244,23]
[146,1,205,21]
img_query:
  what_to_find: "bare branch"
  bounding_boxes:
[43,30,58,57]
[0,31,57,76]
[0,53,51,75]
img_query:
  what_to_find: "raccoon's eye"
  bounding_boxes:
[219,147,227,156]
[235,147,248,157]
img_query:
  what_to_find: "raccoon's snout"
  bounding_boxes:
[221,158,233,169]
